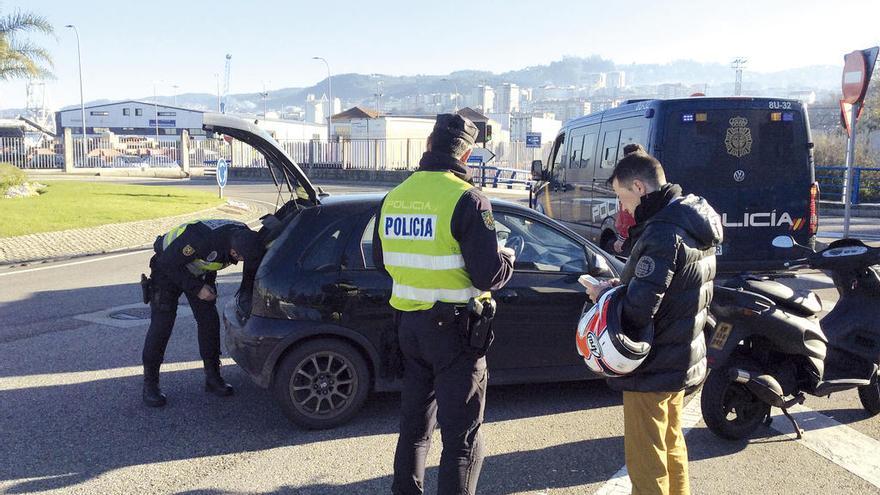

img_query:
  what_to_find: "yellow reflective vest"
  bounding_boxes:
[379,171,483,311]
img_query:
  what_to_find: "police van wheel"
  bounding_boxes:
[273,338,371,429]
[701,365,770,440]
[599,231,616,254]
[858,382,880,415]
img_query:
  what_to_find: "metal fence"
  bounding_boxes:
[0,137,63,169]
[816,166,880,205]
[1,134,552,173]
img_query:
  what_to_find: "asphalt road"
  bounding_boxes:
[0,179,878,494]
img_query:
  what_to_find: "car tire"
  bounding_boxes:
[701,364,770,440]
[858,382,880,415]
[273,338,371,429]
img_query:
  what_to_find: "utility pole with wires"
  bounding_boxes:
[731,57,748,96]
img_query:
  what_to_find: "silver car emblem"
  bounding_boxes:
[733,170,745,182]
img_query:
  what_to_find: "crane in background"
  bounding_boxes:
[220,54,232,113]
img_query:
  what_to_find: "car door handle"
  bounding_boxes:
[497,289,519,304]
[364,289,388,303]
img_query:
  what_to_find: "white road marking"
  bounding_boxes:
[0,357,235,392]
[0,249,151,277]
[767,404,880,488]
[594,390,704,495]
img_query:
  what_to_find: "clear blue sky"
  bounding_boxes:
[2,0,879,109]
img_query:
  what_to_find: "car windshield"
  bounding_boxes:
[494,211,588,273]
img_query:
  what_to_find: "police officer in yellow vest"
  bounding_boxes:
[142,219,263,407]
[374,114,516,495]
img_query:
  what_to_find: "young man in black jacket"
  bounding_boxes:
[584,145,722,495]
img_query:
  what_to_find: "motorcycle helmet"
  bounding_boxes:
[575,285,654,377]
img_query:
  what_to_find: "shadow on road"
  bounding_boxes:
[0,275,624,493]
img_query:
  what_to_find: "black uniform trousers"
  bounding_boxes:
[142,255,221,368]
[392,306,488,495]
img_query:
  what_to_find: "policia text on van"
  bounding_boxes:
[530,97,819,273]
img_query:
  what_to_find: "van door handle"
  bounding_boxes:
[497,289,519,303]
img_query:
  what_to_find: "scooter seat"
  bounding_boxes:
[730,278,822,317]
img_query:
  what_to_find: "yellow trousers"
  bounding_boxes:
[623,390,690,495]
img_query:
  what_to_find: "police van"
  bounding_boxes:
[529,97,818,273]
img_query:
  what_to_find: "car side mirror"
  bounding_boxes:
[771,235,795,248]
[531,160,544,181]
[588,252,615,278]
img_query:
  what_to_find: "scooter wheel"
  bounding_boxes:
[858,382,880,415]
[701,366,770,440]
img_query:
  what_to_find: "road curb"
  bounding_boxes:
[0,198,268,267]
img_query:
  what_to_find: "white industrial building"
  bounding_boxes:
[55,101,207,141]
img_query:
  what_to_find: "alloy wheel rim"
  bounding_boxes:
[290,351,357,418]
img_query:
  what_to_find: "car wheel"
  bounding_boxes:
[701,365,770,440]
[858,382,880,415]
[273,338,371,429]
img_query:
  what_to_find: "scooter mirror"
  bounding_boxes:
[772,235,796,249]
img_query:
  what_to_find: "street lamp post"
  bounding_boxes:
[65,25,86,166]
[312,57,332,143]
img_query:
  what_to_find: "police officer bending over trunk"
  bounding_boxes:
[374,114,516,495]
[141,219,263,407]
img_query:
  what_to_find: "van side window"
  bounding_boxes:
[551,134,565,170]
[600,130,621,168]
[581,133,598,169]
[569,134,584,169]
[618,127,647,156]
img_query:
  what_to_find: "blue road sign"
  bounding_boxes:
[525,132,542,148]
[216,158,228,188]
[467,155,483,164]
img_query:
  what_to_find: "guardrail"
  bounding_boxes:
[467,163,532,190]
[815,166,880,205]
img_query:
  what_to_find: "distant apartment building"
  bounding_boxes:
[657,83,690,99]
[531,99,592,123]
[589,98,621,113]
[607,71,626,89]
[495,83,521,113]
[585,73,607,91]
[534,85,577,101]
[474,85,495,114]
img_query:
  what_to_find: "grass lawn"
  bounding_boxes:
[0,181,225,238]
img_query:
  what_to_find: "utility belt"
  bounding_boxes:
[430,297,496,356]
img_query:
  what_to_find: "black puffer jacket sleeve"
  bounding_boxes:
[620,224,678,330]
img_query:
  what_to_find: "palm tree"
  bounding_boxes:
[0,9,54,81]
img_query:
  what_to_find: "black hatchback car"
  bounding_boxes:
[206,114,623,429]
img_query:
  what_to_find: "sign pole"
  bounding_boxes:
[843,102,860,237]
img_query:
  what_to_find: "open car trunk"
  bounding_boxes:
[201,114,321,319]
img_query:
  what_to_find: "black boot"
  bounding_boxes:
[143,364,167,407]
[203,358,234,397]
